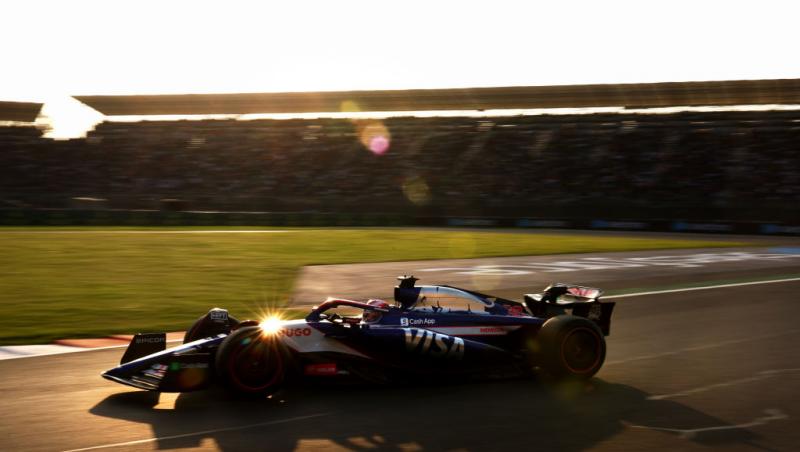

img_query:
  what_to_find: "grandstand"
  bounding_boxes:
[76,79,800,115]
[1,80,799,228]
[0,101,43,123]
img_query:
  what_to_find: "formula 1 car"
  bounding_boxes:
[102,276,615,395]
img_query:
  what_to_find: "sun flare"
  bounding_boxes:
[259,315,284,335]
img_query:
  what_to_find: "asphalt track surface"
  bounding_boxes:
[293,246,800,304]
[2,244,800,451]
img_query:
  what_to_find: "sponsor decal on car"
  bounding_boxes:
[403,328,464,359]
[281,328,312,337]
[209,309,228,322]
[135,336,165,344]
[177,362,208,369]
[567,287,600,298]
[400,317,436,326]
[478,327,505,334]
[143,363,168,379]
[304,363,338,376]
[588,303,602,320]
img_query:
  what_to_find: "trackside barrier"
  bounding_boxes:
[0,209,411,228]
[0,209,798,236]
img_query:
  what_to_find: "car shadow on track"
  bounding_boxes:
[90,378,768,451]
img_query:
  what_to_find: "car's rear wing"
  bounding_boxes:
[524,284,615,335]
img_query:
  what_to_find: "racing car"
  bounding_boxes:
[102,276,615,395]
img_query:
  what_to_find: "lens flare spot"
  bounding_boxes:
[554,380,589,400]
[176,367,207,390]
[446,232,477,258]
[259,315,283,335]
[340,100,361,113]
[470,273,504,292]
[402,176,431,205]
[369,135,390,155]
[356,121,391,155]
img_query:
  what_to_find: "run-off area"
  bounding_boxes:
[0,278,798,451]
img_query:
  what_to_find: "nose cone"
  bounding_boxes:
[101,365,125,382]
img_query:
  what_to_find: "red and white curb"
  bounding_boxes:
[0,332,185,361]
[0,344,89,360]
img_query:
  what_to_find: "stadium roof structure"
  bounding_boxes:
[74,79,800,116]
[0,101,44,122]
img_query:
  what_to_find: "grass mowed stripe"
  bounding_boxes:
[0,227,743,344]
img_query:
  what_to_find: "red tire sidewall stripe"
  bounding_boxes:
[227,335,284,392]
[559,326,602,374]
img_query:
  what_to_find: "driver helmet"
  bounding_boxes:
[362,299,390,323]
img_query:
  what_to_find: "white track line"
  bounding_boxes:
[605,329,800,366]
[604,276,800,299]
[647,368,800,400]
[624,409,788,439]
[61,412,332,452]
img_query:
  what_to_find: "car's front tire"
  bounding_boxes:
[183,308,239,344]
[214,326,286,396]
[536,315,606,380]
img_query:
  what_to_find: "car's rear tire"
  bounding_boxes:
[536,315,605,380]
[215,326,286,396]
[183,309,239,344]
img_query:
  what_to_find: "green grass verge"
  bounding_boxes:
[0,227,745,344]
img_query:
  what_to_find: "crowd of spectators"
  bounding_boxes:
[1,110,798,221]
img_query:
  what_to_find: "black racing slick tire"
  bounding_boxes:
[536,315,606,380]
[183,309,239,344]
[215,326,286,396]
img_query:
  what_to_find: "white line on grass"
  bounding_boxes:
[61,412,332,452]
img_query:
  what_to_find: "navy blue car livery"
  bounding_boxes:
[103,276,615,395]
